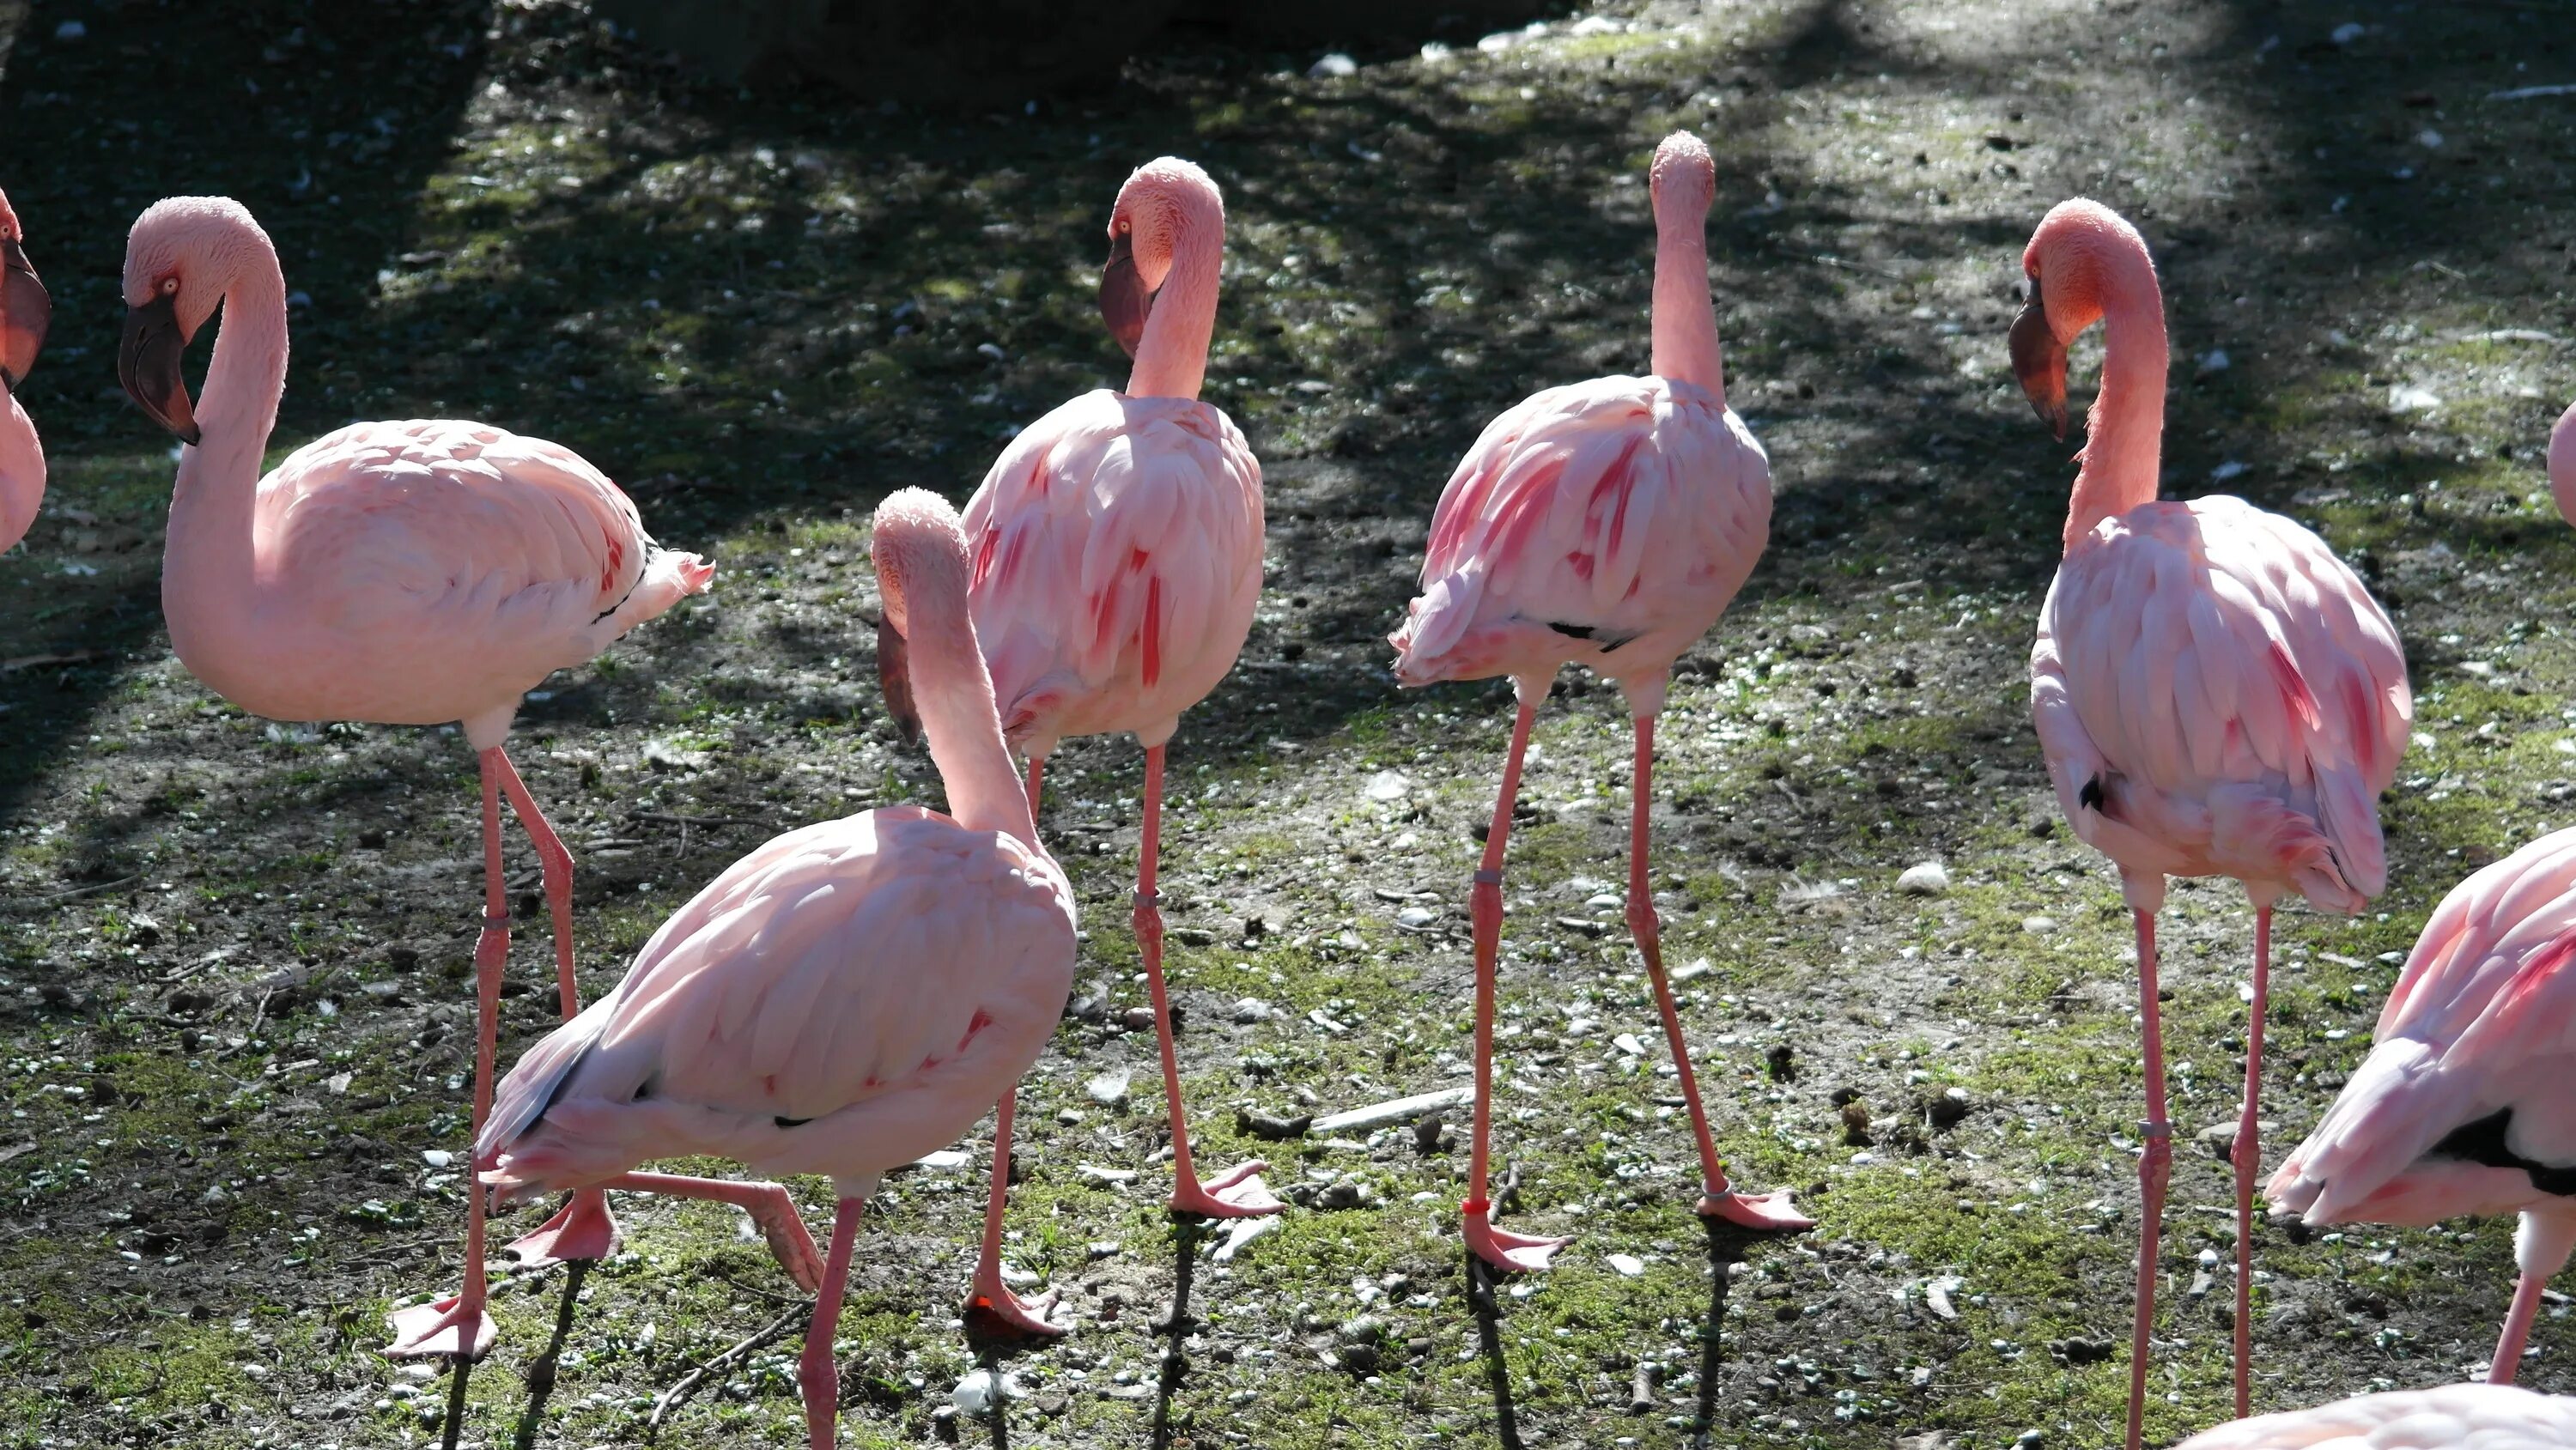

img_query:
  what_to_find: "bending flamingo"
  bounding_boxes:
[2172,1382,2576,1449]
[2,187,51,552]
[939,155,1268,1335]
[117,197,713,1360]
[2263,404,2576,1386]
[1388,130,1810,1273]
[2267,828,2576,1386]
[2009,197,2411,1441]
[478,488,1077,1450]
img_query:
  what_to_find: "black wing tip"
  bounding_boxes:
[2078,775,2105,811]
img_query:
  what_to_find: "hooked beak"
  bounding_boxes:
[0,236,46,396]
[1098,229,1152,361]
[875,614,920,747]
[119,291,201,446]
[2008,287,2069,441]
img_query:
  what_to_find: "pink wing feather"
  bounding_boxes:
[1391,375,1769,697]
[479,807,1076,1192]
[2172,1381,2576,1450]
[960,390,1261,753]
[2032,495,2409,909]
[2268,828,2576,1226]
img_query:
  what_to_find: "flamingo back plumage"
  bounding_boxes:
[479,807,1075,1195]
[2172,1382,2576,1449]
[2032,494,2409,910]
[2269,828,2576,1228]
[180,419,709,735]
[960,389,1262,756]
[1390,373,1768,712]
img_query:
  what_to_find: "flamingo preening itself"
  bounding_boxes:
[2010,197,2411,1441]
[0,187,51,553]
[117,196,713,1361]
[940,155,1272,1335]
[1389,130,1811,1274]
[477,488,1077,1450]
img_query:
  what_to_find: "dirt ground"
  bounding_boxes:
[3,0,2575,1447]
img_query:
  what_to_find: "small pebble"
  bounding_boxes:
[2021,915,2059,935]
[1897,862,1949,895]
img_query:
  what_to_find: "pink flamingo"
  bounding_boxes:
[477,488,1077,1450]
[2267,826,2576,1386]
[945,156,1271,1335]
[116,197,713,1360]
[2172,1382,2576,1449]
[1,188,50,552]
[1388,130,1811,1274]
[2009,197,2412,1441]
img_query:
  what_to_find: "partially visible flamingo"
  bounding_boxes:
[2009,198,2412,1441]
[1388,130,1811,1274]
[116,197,714,1361]
[2267,827,2576,1386]
[2172,1382,2576,1449]
[2263,404,2576,1387]
[477,488,1077,1450]
[942,155,1270,1336]
[1,187,51,552]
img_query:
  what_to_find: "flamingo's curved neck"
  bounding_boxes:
[2065,252,2166,552]
[1649,191,1723,401]
[165,239,289,641]
[1126,201,1223,402]
[900,547,1041,852]
[0,397,41,552]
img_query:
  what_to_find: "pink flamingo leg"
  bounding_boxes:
[1626,715,1811,1233]
[964,1089,1065,1335]
[1139,744,1281,1218]
[384,752,510,1362]
[585,1172,824,1292]
[799,1197,865,1450]
[2490,1210,2576,1386]
[2230,901,2274,1417]
[2127,904,2174,1450]
[1461,695,1571,1272]
[490,750,623,1271]
[1025,756,1044,819]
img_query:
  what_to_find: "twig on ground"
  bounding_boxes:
[646,1306,805,1438]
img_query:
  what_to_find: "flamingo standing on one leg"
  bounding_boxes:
[2262,402,2576,1388]
[477,488,1078,1450]
[2172,1382,2576,1449]
[1,188,52,552]
[116,197,713,1361]
[2008,198,2412,1442]
[938,155,1270,1335]
[1388,130,1812,1274]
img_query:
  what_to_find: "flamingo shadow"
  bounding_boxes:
[1464,1253,1527,1450]
[1148,1215,1212,1450]
[1686,1219,1760,1450]
[511,1259,592,1450]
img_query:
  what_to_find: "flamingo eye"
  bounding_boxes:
[159,275,179,296]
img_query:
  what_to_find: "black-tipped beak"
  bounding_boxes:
[2008,290,2069,441]
[1099,229,1151,361]
[876,614,920,747]
[0,236,46,395]
[119,292,201,446]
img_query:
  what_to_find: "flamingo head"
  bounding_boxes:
[872,488,975,747]
[2011,198,2150,442]
[1100,156,1220,360]
[1648,130,1716,221]
[0,191,47,397]
[2550,400,2576,531]
[120,197,266,446]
